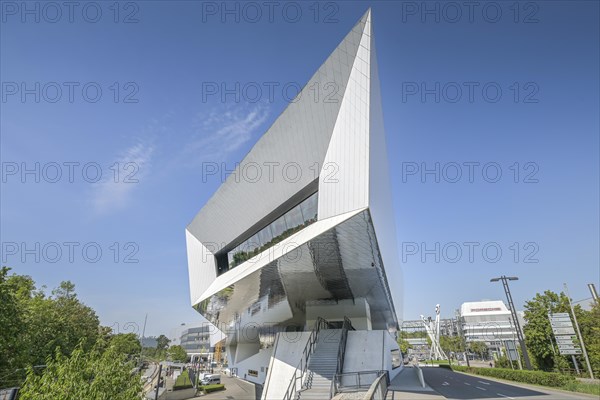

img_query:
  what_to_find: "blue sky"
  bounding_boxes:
[1,1,598,338]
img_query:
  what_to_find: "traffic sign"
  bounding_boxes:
[552,327,576,335]
[555,337,577,345]
[550,313,570,318]
[558,344,580,350]
[551,320,574,328]
[561,349,583,355]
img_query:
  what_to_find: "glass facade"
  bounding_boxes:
[226,192,318,270]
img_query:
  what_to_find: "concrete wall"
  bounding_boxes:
[343,330,403,382]
[261,331,312,400]
[235,347,274,385]
[235,342,260,364]
[164,388,196,400]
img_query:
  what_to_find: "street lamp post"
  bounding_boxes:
[490,275,532,370]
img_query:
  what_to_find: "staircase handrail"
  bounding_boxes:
[330,370,388,398]
[336,317,355,376]
[282,317,332,400]
[329,317,355,398]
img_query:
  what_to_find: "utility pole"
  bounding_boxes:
[564,283,594,379]
[588,283,599,304]
[455,309,470,367]
[154,363,162,400]
[491,276,532,370]
[139,314,148,367]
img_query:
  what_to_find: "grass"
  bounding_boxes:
[173,370,193,390]
[563,381,600,397]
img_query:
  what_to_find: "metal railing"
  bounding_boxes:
[335,317,355,377]
[364,371,390,400]
[330,370,388,398]
[282,317,332,400]
[329,316,355,398]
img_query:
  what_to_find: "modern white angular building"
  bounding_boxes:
[186,9,403,399]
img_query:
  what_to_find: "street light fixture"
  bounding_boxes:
[490,275,532,370]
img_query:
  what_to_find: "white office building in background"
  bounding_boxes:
[460,300,525,356]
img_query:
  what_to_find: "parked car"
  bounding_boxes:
[201,374,221,385]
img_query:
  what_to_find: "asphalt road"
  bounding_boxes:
[193,374,262,399]
[421,367,591,400]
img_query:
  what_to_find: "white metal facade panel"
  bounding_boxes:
[367,25,403,319]
[186,229,217,303]
[186,15,368,249]
[318,11,371,219]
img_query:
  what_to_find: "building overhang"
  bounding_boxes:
[195,208,398,333]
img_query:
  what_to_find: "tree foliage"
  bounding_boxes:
[0,267,142,395]
[440,335,464,354]
[0,267,28,386]
[577,301,600,374]
[168,345,189,363]
[156,334,171,351]
[109,333,142,359]
[468,341,489,359]
[18,345,142,400]
[523,290,598,376]
[397,339,412,354]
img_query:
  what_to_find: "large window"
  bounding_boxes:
[225,192,318,271]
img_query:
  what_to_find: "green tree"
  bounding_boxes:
[23,281,100,366]
[167,345,188,363]
[440,335,464,355]
[0,269,101,387]
[18,345,142,400]
[468,341,489,359]
[575,300,600,376]
[522,290,586,372]
[0,267,28,387]
[398,339,412,354]
[156,334,171,352]
[109,333,142,359]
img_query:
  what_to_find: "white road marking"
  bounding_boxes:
[464,382,471,386]
[442,382,450,386]
[478,380,491,385]
[497,394,515,399]
[476,386,487,391]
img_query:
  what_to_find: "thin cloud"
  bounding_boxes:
[91,139,154,215]
[184,103,270,163]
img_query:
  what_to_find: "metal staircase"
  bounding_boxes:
[299,329,342,399]
[282,317,354,400]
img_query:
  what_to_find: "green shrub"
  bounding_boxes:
[450,366,575,388]
[199,384,225,393]
[173,370,193,390]
[494,356,513,369]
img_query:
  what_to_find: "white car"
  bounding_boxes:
[201,374,221,385]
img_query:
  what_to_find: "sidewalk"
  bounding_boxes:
[386,367,444,400]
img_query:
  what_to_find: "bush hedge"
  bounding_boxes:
[173,370,193,391]
[450,366,576,388]
[199,384,225,393]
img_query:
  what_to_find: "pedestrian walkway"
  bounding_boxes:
[386,367,444,400]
